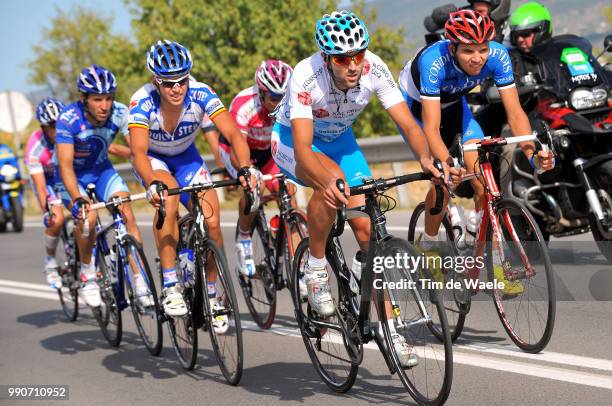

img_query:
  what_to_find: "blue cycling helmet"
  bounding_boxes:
[147,40,193,78]
[36,98,65,125]
[77,64,117,94]
[315,10,370,55]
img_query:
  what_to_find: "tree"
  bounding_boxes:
[28,6,141,104]
[127,0,407,140]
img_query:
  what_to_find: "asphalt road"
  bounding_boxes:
[1,210,611,406]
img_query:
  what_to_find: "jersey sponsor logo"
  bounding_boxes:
[489,46,512,74]
[271,139,278,157]
[426,52,452,85]
[61,109,80,126]
[129,99,138,109]
[298,92,312,106]
[139,99,154,113]
[302,66,325,90]
[207,99,223,114]
[363,60,371,75]
[313,108,330,118]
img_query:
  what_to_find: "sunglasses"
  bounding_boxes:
[155,75,189,89]
[266,92,284,102]
[330,50,366,67]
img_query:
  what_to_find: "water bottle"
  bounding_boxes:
[349,251,365,295]
[108,245,118,283]
[178,248,195,288]
[448,204,467,250]
[269,215,280,239]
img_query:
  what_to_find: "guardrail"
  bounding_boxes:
[114,135,414,207]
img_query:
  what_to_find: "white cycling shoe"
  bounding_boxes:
[210,298,230,335]
[162,285,187,317]
[391,333,419,368]
[44,258,62,289]
[236,238,256,277]
[80,277,101,308]
[134,275,154,307]
[304,265,335,317]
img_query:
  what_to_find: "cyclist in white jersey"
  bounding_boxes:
[272,10,438,368]
[129,40,257,324]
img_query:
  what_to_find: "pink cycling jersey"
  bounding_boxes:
[228,86,275,150]
[25,130,54,180]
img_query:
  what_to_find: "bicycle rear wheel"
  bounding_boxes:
[487,198,556,353]
[200,240,243,385]
[377,237,453,405]
[236,216,277,330]
[407,202,468,342]
[124,234,163,356]
[57,221,79,321]
[292,238,359,393]
[93,229,122,346]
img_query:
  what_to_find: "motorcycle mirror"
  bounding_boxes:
[604,34,612,53]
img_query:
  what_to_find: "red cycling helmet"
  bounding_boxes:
[255,59,293,98]
[444,10,496,45]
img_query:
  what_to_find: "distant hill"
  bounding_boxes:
[365,0,610,49]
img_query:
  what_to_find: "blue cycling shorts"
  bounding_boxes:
[55,160,129,206]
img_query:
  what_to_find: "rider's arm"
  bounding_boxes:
[387,103,432,166]
[129,126,155,187]
[203,128,223,169]
[421,98,451,163]
[109,143,132,159]
[212,110,251,168]
[30,173,49,212]
[292,118,330,190]
[56,143,81,202]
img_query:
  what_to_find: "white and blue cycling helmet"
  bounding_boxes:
[315,10,370,55]
[36,98,65,125]
[77,64,117,94]
[147,40,193,78]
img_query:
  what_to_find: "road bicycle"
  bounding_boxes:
[408,134,556,353]
[292,168,453,405]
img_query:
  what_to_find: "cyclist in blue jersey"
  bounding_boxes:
[56,64,139,308]
[129,40,256,325]
[399,10,554,294]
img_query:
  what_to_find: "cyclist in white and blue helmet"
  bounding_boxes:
[55,64,139,308]
[129,40,256,323]
[272,10,436,368]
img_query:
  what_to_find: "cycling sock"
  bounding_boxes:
[387,318,397,334]
[44,233,59,252]
[307,255,327,270]
[207,281,217,299]
[238,226,251,240]
[419,231,438,251]
[80,262,96,281]
[162,268,179,287]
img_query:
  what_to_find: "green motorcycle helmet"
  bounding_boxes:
[509,1,553,46]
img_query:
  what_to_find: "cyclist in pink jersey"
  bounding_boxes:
[25,98,66,288]
[217,59,296,278]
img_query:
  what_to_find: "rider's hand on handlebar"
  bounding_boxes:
[71,196,90,221]
[146,180,167,209]
[533,150,555,172]
[321,177,349,209]
[43,212,55,228]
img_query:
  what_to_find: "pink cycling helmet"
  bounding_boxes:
[255,59,293,97]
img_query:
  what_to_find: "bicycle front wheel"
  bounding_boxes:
[236,217,277,330]
[487,198,556,353]
[377,237,453,405]
[407,202,468,342]
[283,210,308,297]
[94,229,122,347]
[57,221,79,321]
[291,238,359,393]
[200,240,243,385]
[123,234,163,356]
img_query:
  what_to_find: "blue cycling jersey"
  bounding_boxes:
[55,101,128,171]
[399,40,515,105]
[128,80,226,156]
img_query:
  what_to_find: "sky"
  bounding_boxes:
[1,0,132,95]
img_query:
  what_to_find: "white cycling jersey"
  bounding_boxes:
[276,50,404,142]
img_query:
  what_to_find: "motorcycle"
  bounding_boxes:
[0,150,24,233]
[505,34,612,263]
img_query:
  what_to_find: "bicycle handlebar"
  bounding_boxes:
[88,192,147,211]
[462,134,538,152]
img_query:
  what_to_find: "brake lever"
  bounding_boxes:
[429,159,445,216]
[336,179,347,222]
